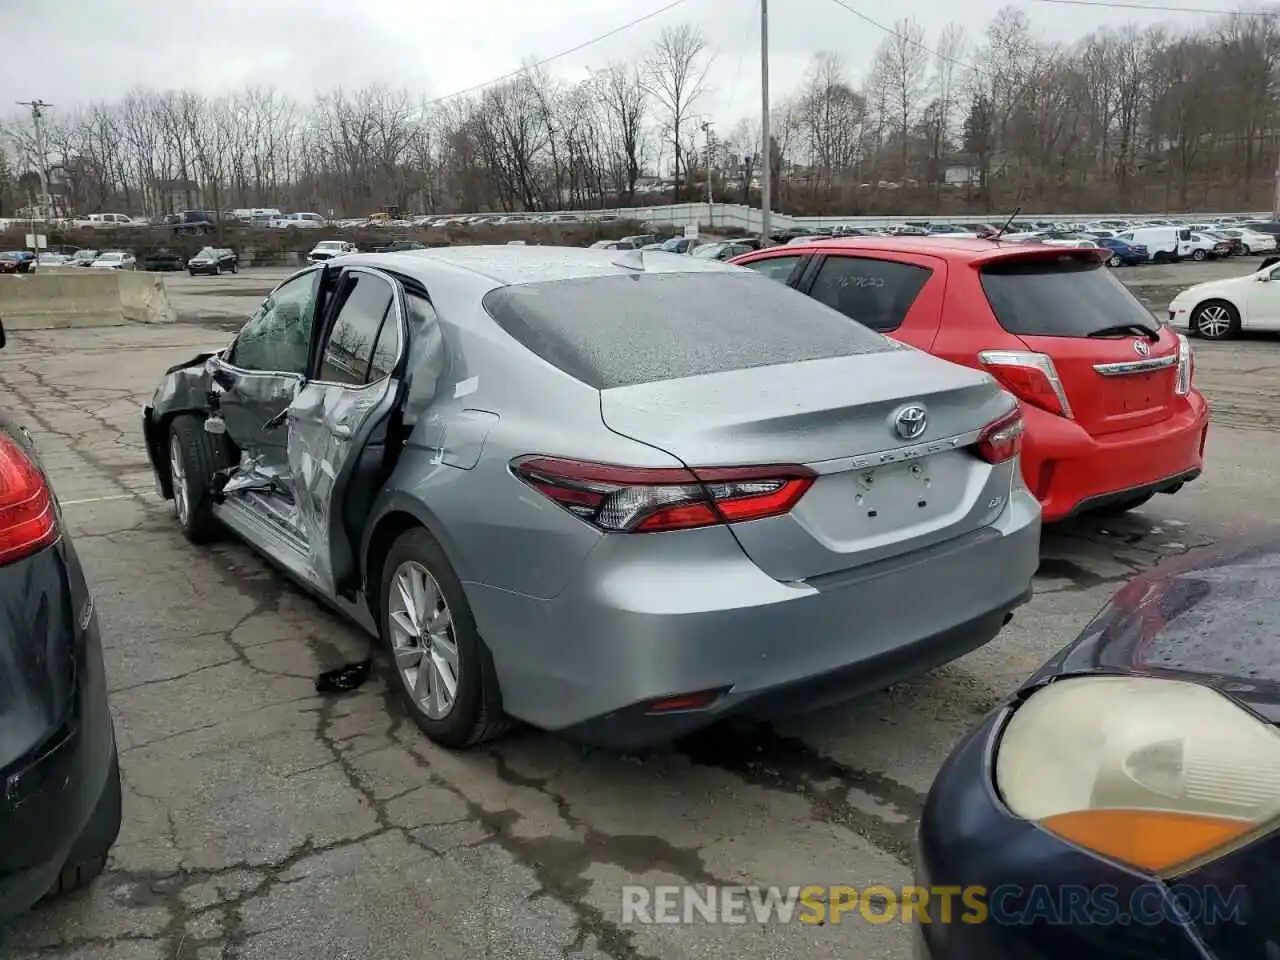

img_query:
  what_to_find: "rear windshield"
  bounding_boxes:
[482,272,896,389]
[980,256,1158,338]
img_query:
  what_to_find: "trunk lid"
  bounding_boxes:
[979,252,1181,437]
[600,350,1019,581]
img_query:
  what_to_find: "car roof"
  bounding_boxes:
[344,244,737,285]
[747,235,1106,265]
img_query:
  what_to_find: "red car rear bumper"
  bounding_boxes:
[1021,391,1210,522]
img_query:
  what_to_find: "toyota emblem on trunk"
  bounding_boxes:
[1134,339,1150,357]
[893,405,928,441]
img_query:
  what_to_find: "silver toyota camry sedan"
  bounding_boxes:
[142,246,1041,749]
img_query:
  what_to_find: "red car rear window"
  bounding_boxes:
[980,256,1159,338]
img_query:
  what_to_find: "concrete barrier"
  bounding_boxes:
[0,270,175,329]
[119,271,175,324]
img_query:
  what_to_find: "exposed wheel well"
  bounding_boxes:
[364,511,425,625]
[149,410,238,498]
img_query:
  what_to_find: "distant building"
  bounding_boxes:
[145,178,202,215]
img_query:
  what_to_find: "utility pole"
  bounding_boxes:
[701,120,714,229]
[16,99,52,254]
[759,0,772,245]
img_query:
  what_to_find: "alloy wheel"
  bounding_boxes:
[388,560,459,720]
[169,433,188,524]
[1195,304,1233,338]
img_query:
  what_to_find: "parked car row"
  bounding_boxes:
[781,214,1280,268]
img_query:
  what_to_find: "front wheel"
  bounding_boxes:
[1192,248,1207,261]
[1191,299,1240,340]
[380,528,511,749]
[1243,244,1252,255]
[167,414,231,543]
[230,261,239,274]
[1107,254,1122,268]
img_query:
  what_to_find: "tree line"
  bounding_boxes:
[2,3,1278,219]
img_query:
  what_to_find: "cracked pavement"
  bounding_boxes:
[0,297,1277,959]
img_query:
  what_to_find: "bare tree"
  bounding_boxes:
[601,62,648,203]
[644,23,712,202]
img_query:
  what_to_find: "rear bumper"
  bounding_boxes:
[0,544,117,922]
[467,488,1041,749]
[1021,392,1209,522]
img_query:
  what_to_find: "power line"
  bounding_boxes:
[1026,0,1280,17]
[424,0,688,107]
[826,0,978,71]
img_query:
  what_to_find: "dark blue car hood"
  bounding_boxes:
[1023,535,1280,723]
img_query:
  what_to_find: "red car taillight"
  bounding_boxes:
[977,350,1073,419]
[511,456,816,533]
[0,432,58,564]
[974,407,1025,464]
[1174,332,1194,396]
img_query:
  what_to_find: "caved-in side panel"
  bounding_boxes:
[285,381,393,589]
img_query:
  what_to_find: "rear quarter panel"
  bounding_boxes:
[378,296,688,601]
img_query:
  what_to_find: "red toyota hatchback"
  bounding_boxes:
[730,237,1209,522]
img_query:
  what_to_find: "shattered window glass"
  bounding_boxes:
[231,270,321,374]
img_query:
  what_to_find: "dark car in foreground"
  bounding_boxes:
[187,247,238,275]
[916,536,1280,960]
[142,246,1038,751]
[0,318,122,922]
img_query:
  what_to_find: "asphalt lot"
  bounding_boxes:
[1,261,1278,959]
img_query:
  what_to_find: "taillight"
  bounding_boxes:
[1174,332,1193,396]
[0,432,58,564]
[978,350,1073,419]
[974,407,1025,464]
[511,456,816,533]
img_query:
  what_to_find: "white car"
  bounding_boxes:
[90,251,136,270]
[1168,260,1280,340]
[37,252,70,266]
[307,240,357,263]
[271,212,326,229]
[1219,228,1278,255]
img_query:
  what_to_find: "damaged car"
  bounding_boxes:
[142,247,1040,750]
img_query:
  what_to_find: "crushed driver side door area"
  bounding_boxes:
[282,267,407,596]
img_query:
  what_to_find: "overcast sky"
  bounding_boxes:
[2,0,1231,128]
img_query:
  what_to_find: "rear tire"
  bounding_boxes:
[379,527,511,749]
[167,414,232,543]
[1191,299,1240,340]
[1091,492,1155,517]
[1192,248,1207,262]
[44,752,121,901]
[1107,254,1122,268]
[1243,244,1252,255]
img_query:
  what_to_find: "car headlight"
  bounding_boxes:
[996,676,1280,876]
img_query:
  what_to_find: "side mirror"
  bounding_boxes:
[1258,273,1271,282]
